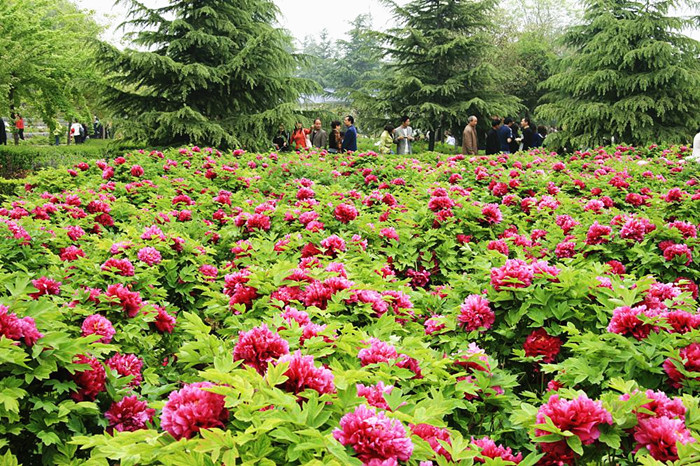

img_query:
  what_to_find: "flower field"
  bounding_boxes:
[1,144,699,465]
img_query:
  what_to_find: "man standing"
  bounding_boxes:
[462,115,478,155]
[498,117,514,153]
[394,116,414,155]
[342,115,357,152]
[485,119,501,155]
[0,117,6,145]
[520,117,535,150]
[310,118,328,149]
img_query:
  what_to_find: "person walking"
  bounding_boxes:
[53,120,63,146]
[498,117,514,154]
[341,115,357,152]
[290,122,311,150]
[329,121,342,154]
[462,115,478,155]
[485,119,501,155]
[379,124,395,154]
[394,116,414,155]
[70,119,83,144]
[520,117,535,150]
[309,118,328,149]
[15,114,25,141]
[0,117,6,145]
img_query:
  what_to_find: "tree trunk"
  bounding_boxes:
[428,129,436,152]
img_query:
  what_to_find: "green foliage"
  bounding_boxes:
[370,0,522,149]
[97,0,318,150]
[0,0,103,128]
[538,0,700,148]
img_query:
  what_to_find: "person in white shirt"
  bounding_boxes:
[692,129,700,161]
[70,120,83,144]
[394,116,415,155]
[445,131,456,147]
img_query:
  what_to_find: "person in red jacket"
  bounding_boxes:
[15,114,25,140]
[290,122,310,150]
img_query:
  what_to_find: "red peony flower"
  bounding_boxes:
[233,324,290,374]
[663,342,700,388]
[523,328,562,364]
[334,203,359,223]
[81,314,115,344]
[411,423,452,460]
[275,350,335,395]
[29,276,62,299]
[101,258,135,276]
[458,294,495,332]
[0,304,43,346]
[105,396,155,434]
[107,353,144,387]
[490,259,533,291]
[71,354,106,401]
[160,382,229,440]
[535,394,613,446]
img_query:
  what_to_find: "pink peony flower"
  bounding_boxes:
[379,227,399,242]
[71,354,106,401]
[619,389,686,420]
[107,353,144,387]
[458,294,495,332]
[105,284,143,317]
[633,416,695,462]
[481,203,503,224]
[29,276,62,299]
[154,306,177,333]
[663,343,700,388]
[275,350,335,395]
[490,259,533,291]
[0,304,43,346]
[137,246,162,266]
[335,203,359,223]
[608,305,659,340]
[585,222,612,245]
[523,328,562,364]
[81,314,115,344]
[411,423,452,460]
[105,396,155,433]
[662,243,692,265]
[233,324,290,374]
[160,382,229,440]
[356,382,395,411]
[59,245,86,261]
[358,338,399,366]
[246,213,271,231]
[472,436,523,464]
[333,405,414,464]
[101,258,135,276]
[535,394,613,445]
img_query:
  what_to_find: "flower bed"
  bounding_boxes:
[0,144,698,465]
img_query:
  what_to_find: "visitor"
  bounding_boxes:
[521,117,535,150]
[379,124,395,154]
[273,124,291,152]
[486,119,501,155]
[692,128,700,161]
[498,117,514,154]
[15,114,25,141]
[509,121,520,153]
[533,125,546,148]
[53,121,63,146]
[0,117,6,145]
[394,115,414,155]
[444,131,456,147]
[81,123,88,142]
[310,118,328,149]
[462,115,478,155]
[290,122,310,150]
[70,119,83,144]
[342,115,357,152]
[329,121,342,154]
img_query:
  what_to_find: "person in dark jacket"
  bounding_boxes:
[273,124,291,152]
[496,117,513,153]
[533,125,547,148]
[342,115,357,152]
[328,121,342,153]
[0,117,6,145]
[486,119,501,155]
[509,122,520,153]
[521,117,535,150]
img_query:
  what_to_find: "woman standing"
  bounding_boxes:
[290,122,310,150]
[328,121,342,153]
[379,124,394,154]
[15,114,25,140]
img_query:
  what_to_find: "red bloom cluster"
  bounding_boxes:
[523,328,562,364]
[663,342,700,388]
[160,382,229,440]
[71,354,106,401]
[105,396,155,434]
[105,284,143,317]
[472,436,522,464]
[233,324,290,374]
[276,351,334,396]
[458,294,495,332]
[107,353,144,387]
[0,304,43,346]
[81,314,115,344]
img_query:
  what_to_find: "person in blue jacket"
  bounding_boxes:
[497,117,514,153]
[342,115,357,152]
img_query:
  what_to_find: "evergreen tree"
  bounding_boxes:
[537,0,700,148]
[98,0,316,149]
[372,0,521,150]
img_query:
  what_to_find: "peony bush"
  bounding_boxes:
[0,144,698,464]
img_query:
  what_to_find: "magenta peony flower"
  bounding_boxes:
[105,284,143,317]
[246,213,271,231]
[662,243,692,265]
[379,227,399,242]
[535,394,613,445]
[71,354,106,401]
[358,338,399,366]
[620,389,686,420]
[663,343,700,388]
[333,405,414,464]
[0,304,43,346]
[154,306,176,333]
[472,436,523,464]
[129,165,144,177]
[29,276,62,299]
[633,416,695,462]
[334,203,359,223]
[81,314,115,344]
[523,328,562,364]
[137,246,162,266]
[160,382,229,440]
[59,245,86,261]
[320,234,346,255]
[275,350,335,395]
[458,294,495,332]
[107,353,144,387]
[490,259,533,291]
[481,203,503,224]
[585,222,612,245]
[608,305,660,340]
[356,382,395,411]
[233,324,290,375]
[411,423,452,460]
[105,396,155,434]
[101,258,135,276]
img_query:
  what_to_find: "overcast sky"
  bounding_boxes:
[74,0,404,47]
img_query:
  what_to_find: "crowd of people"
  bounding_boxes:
[272,114,549,155]
[0,114,107,146]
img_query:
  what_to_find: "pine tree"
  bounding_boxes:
[537,0,700,148]
[372,0,521,150]
[98,0,316,149]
